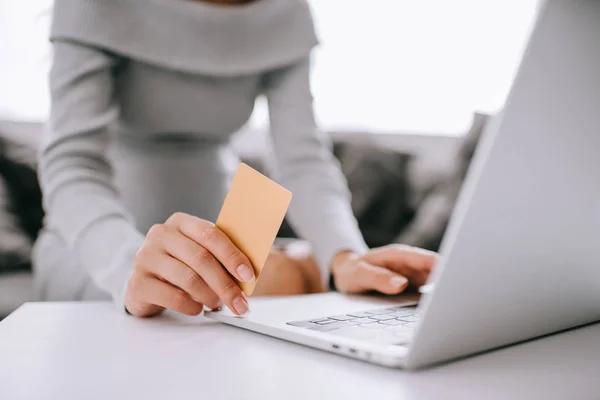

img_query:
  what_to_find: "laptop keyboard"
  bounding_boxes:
[286,305,419,346]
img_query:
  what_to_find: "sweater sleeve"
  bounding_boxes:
[40,40,145,311]
[263,57,369,288]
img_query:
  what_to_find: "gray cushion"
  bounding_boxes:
[0,272,33,319]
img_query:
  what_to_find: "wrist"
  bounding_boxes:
[329,250,360,292]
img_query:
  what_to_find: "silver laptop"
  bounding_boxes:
[206,0,600,369]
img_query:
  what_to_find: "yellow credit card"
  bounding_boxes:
[216,163,292,295]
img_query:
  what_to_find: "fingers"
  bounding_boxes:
[127,272,204,317]
[158,225,249,316]
[142,251,222,310]
[166,213,255,284]
[361,244,438,287]
[336,259,410,295]
[356,262,410,294]
[129,215,250,317]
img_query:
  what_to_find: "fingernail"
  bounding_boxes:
[237,264,255,283]
[390,276,408,289]
[232,296,249,316]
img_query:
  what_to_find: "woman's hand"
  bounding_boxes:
[125,212,255,317]
[331,244,438,294]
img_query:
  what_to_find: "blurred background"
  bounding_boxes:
[0,0,540,318]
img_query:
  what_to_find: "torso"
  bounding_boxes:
[110,59,263,231]
[48,0,317,230]
[45,0,317,231]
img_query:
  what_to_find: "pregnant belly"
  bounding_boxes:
[109,135,239,233]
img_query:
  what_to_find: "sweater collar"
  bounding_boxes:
[51,0,319,75]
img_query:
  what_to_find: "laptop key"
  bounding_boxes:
[311,319,338,325]
[364,309,394,315]
[368,315,397,321]
[345,319,365,325]
[390,310,415,318]
[329,315,355,321]
[378,319,406,326]
[397,316,419,323]
[356,319,377,325]
[323,320,360,329]
[346,311,372,318]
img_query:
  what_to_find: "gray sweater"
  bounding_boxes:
[37,0,368,309]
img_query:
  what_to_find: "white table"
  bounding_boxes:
[0,302,598,400]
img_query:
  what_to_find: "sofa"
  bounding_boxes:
[0,129,41,318]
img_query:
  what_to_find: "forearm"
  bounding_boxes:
[252,249,323,296]
[40,146,145,309]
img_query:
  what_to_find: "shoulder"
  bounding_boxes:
[51,0,319,76]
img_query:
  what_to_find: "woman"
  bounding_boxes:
[35,0,436,317]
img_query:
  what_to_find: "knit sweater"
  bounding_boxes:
[36,0,368,309]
